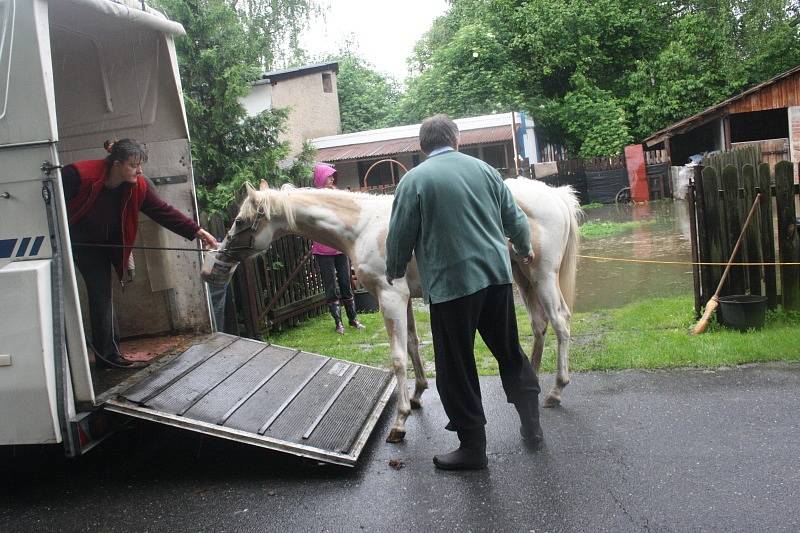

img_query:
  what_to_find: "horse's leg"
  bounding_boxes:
[528,295,548,373]
[405,299,428,409]
[379,289,412,443]
[536,272,572,408]
[512,263,549,372]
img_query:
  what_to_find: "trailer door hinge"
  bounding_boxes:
[41,161,63,176]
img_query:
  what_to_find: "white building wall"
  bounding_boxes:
[239,83,273,117]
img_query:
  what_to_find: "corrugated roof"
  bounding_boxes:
[253,62,339,86]
[315,125,513,163]
[644,64,800,146]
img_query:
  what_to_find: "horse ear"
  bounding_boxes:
[259,179,269,191]
[245,181,259,201]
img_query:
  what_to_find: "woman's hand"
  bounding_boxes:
[196,228,219,250]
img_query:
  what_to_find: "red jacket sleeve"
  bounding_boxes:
[140,184,200,240]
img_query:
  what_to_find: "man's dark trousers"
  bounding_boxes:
[430,283,541,431]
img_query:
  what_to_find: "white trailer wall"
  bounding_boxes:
[48,1,211,337]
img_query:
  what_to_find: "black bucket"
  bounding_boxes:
[354,289,379,313]
[717,295,768,332]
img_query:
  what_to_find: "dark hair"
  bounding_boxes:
[419,114,459,154]
[105,138,148,165]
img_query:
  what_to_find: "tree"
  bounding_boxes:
[333,51,401,133]
[230,0,319,69]
[153,0,316,215]
[400,0,800,157]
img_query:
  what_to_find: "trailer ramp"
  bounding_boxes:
[104,333,395,466]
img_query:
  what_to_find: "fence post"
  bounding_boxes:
[742,165,762,295]
[701,167,723,298]
[687,177,702,317]
[774,161,800,309]
[757,163,778,308]
[693,166,713,305]
[721,165,746,295]
[624,144,649,202]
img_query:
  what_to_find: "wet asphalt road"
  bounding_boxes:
[2,363,799,532]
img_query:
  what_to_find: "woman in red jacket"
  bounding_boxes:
[64,139,217,368]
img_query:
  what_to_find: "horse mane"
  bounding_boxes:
[238,185,392,231]
[239,187,298,230]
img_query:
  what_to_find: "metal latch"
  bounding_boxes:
[41,161,63,176]
[150,175,189,186]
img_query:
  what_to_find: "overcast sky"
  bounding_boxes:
[299,0,450,82]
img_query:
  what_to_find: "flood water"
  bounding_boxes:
[575,200,694,313]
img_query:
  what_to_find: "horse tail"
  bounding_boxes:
[556,186,582,310]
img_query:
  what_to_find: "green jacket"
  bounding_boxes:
[385,150,531,304]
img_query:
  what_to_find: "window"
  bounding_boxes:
[322,73,333,93]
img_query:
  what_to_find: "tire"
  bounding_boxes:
[615,186,631,204]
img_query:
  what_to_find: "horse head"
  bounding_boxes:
[200,180,290,285]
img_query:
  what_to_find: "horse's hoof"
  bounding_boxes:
[410,398,422,409]
[542,395,561,408]
[386,428,406,443]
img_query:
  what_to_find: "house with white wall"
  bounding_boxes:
[240,61,341,156]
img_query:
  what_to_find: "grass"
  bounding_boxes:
[581,202,604,210]
[580,219,657,240]
[265,295,800,376]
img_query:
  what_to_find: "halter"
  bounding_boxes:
[217,205,267,262]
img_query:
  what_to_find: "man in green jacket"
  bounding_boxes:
[385,114,544,470]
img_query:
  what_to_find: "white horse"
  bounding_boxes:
[201,178,581,443]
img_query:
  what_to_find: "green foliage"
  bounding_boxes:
[231,0,318,69]
[152,0,315,215]
[580,219,656,240]
[267,295,800,376]
[332,50,401,133]
[561,76,633,157]
[398,0,800,157]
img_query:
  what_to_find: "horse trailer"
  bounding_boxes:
[0,0,392,466]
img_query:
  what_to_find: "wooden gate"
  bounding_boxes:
[206,213,326,338]
[688,160,800,315]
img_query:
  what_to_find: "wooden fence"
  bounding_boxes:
[204,183,399,338]
[541,151,669,204]
[688,160,800,316]
[206,215,326,338]
[236,235,326,336]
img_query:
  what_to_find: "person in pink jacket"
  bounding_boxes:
[312,163,366,334]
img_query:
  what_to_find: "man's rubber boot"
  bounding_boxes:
[342,299,366,330]
[328,302,345,334]
[514,396,544,448]
[433,426,488,470]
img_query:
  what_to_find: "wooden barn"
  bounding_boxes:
[644,64,800,178]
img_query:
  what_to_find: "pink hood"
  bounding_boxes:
[311,163,342,256]
[313,163,336,189]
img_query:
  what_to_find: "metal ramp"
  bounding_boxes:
[104,333,395,466]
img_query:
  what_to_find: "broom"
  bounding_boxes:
[691,192,762,335]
